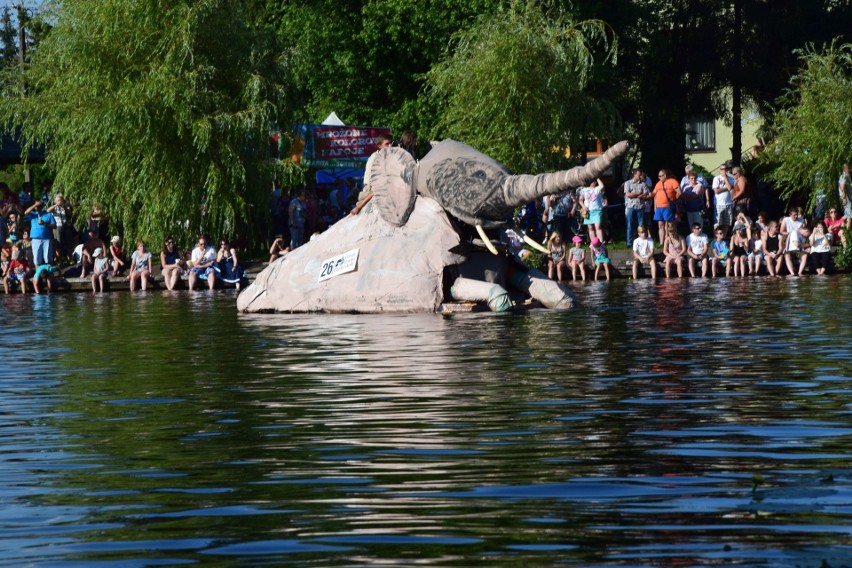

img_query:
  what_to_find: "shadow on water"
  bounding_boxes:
[1,279,851,566]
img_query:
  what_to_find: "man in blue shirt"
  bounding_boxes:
[24,200,57,266]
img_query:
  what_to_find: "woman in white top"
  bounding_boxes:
[129,240,153,291]
[809,221,833,275]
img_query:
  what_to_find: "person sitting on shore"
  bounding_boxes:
[824,208,846,247]
[189,235,217,291]
[129,240,153,291]
[81,229,106,278]
[4,247,30,294]
[0,245,10,277]
[711,227,730,277]
[662,221,685,278]
[91,247,110,293]
[762,221,783,277]
[160,237,184,291]
[632,225,657,279]
[747,229,764,276]
[269,234,289,264]
[110,235,128,276]
[685,223,709,278]
[216,238,246,291]
[809,221,833,275]
[567,235,586,281]
[729,228,749,277]
[783,224,811,277]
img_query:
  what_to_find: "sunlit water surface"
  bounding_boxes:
[1,277,851,567]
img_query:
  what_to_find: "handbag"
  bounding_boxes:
[580,206,589,219]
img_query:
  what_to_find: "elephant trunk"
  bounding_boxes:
[502,140,629,207]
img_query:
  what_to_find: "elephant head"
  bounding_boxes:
[371,139,629,229]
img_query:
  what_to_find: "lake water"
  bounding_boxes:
[1,278,851,567]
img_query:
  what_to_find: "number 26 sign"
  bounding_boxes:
[318,248,359,282]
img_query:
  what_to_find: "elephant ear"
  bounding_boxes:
[370,147,417,227]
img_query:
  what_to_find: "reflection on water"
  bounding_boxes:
[1,279,851,566]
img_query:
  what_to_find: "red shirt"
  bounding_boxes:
[8,259,29,276]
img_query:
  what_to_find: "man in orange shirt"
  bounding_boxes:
[652,169,681,244]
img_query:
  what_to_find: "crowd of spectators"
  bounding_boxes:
[0,180,247,294]
[537,161,851,280]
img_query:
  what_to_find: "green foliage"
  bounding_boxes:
[264,0,495,154]
[0,8,17,66]
[763,41,852,213]
[1,0,288,246]
[425,1,618,173]
[834,228,852,271]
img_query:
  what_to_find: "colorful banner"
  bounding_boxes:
[297,124,392,169]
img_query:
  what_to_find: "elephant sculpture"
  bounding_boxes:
[237,139,629,314]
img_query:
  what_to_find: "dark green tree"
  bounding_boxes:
[0,8,17,66]
[424,1,618,173]
[1,0,289,245]
[761,41,852,212]
[260,0,496,152]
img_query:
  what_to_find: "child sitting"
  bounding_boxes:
[91,247,111,293]
[632,225,656,279]
[729,228,749,277]
[711,227,730,277]
[567,235,587,281]
[590,237,612,281]
[3,247,30,294]
[269,234,290,264]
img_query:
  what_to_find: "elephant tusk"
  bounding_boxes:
[523,234,550,254]
[475,224,499,255]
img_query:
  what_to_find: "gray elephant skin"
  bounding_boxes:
[237,139,629,314]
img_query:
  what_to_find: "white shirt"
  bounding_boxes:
[686,232,709,255]
[191,245,216,265]
[633,236,654,258]
[580,184,605,211]
[712,174,735,207]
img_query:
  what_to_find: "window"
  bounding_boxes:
[685,116,715,151]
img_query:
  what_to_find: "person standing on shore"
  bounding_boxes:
[24,200,57,267]
[712,164,735,230]
[839,162,851,230]
[288,189,307,249]
[46,194,74,259]
[651,169,681,245]
[623,169,649,246]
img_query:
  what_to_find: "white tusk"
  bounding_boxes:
[475,224,499,255]
[523,234,550,254]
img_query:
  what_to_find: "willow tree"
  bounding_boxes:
[1,0,287,245]
[424,1,617,173]
[763,41,852,212]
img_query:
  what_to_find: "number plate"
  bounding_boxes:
[318,249,359,282]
